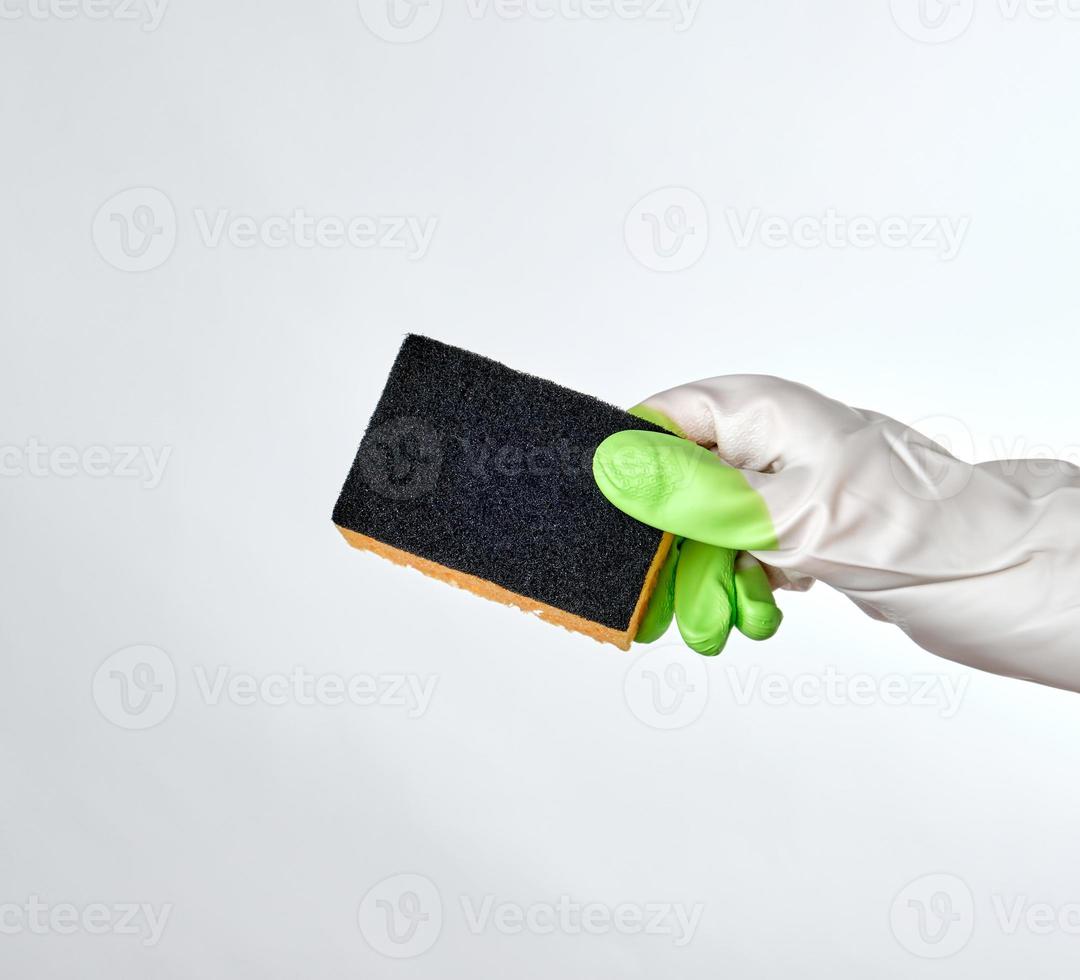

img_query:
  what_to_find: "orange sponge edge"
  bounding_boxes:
[336,526,674,651]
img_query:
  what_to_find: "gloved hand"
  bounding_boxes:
[593,375,1080,693]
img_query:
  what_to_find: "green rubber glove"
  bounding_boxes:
[595,374,1080,694]
[595,410,782,655]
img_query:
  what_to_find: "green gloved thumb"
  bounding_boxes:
[592,430,779,552]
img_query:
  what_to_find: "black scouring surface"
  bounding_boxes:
[332,335,667,632]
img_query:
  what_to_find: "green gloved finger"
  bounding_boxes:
[612,412,780,652]
[634,537,681,644]
[593,431,779,551]
[733,553,783,641]
[674,539,737,656]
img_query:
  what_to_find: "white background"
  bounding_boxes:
[3,0,1080,976]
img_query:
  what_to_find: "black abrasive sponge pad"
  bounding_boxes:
[332,335,673,649]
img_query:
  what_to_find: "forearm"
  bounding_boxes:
[769,454,1080,692]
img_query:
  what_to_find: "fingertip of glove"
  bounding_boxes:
[737,606,783,642]
[677,620,729,657]
[592,430,701,508]
[685,635,728,657]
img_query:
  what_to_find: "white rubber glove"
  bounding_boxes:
[593,375,1080,693]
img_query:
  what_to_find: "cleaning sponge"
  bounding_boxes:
[332,335,672,649]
